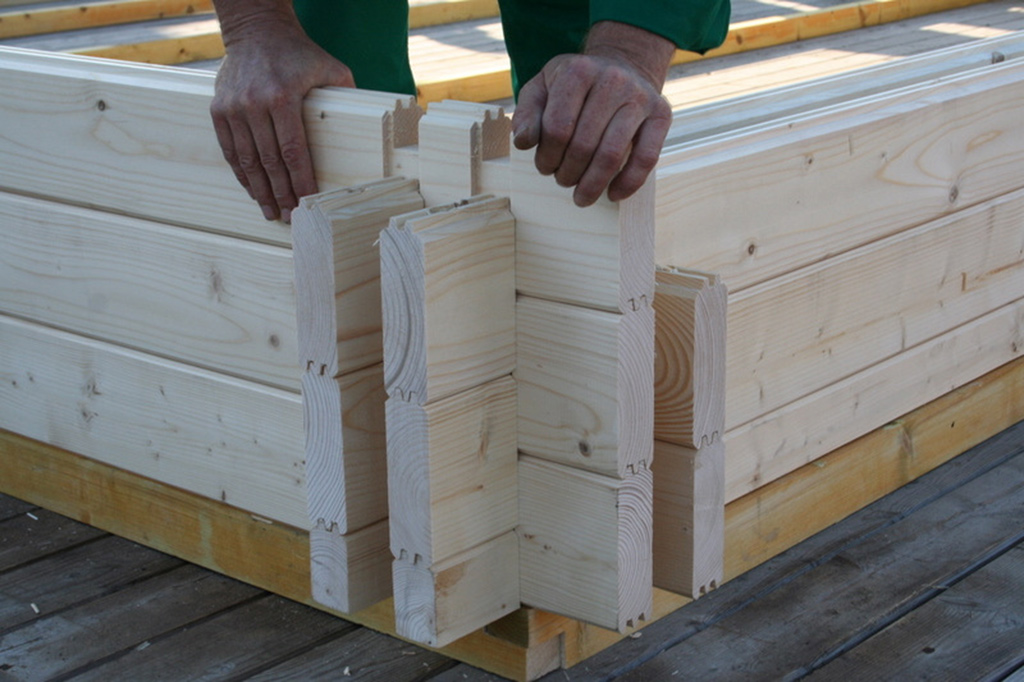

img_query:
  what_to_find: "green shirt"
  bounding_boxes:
[293,0,730,96]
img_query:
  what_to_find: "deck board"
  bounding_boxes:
[812,545,1024,681]
[2,421,1022,679]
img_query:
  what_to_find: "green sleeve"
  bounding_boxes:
[590,0,731,54]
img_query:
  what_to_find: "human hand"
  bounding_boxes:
[210,8,354,222]
[511,21,674,207]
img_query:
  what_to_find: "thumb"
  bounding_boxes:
[512,75,548,150]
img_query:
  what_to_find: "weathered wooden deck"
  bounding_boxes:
[2,419,1021,681]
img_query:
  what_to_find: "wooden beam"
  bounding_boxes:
[393,531,520,647]
[652,439,725,599]
[0,47,421,245]
[516,296,654,479]
[309,518,392,614]
[0,190,300,391]
[653,268,727,449]
[722,187,1024,432]
[408,0,499,28]
[0,0,214,40]
[518,455,653,632]
[0,313,306,527]
[725,295,1024,502]
[292,178,424,380]
[664,32,1024,146]
[655,60,1024,292]
[417,101,509,205]
[301,363,389,535]
[380,196,516,404]
[510,146,654,314]
[380,197,518,645]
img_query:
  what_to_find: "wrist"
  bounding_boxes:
[583,21,675,90]
[214,0,305,47]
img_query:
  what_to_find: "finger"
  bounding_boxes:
[248,104,299,222]
[552,70,634,190]
[572,104,645,207]
[211,109,254,201]
[269,101,317,222]
[228,114,278,221]
[534,61,594,175]
[607,106,671,202]
[512,76,547,151]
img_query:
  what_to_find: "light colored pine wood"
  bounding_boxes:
[292,178,424,379]
[664,33,1024,146]
[516,296,653,479]
[0,190,300,391]
[518,455,652,632]
[723,187,1024,432]
[653,268,727,449]
[0,0,214,40]
[655,60,1024,292]
[509,146,654,314]
[309,518,392,614]
[724,295,1024,502]
[652,439,725,598]
[380,196,515,404]
[418,101,510,205]
[0,47,420,245]
[302,363,388,536]
[3,355,1023,678]
[393,530,519,647]
[386,376,518,567]
[0,313,306,527]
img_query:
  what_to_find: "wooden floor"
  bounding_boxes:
[1,419,1021,681]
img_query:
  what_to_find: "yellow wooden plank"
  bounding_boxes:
[0,0,213,40]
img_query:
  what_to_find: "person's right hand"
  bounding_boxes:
[211,17,354,222]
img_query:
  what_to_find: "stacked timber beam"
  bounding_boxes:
[1,32,1024,680]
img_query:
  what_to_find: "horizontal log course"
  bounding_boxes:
[0,314,306,527]
[0,190,300,391]
[655,59,1024,292]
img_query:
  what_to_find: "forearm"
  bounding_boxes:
[584,21,675,91]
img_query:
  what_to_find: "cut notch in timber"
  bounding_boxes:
[380,196,519,646]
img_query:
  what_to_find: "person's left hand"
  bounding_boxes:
[511,21,675,207]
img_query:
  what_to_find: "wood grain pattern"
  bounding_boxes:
[516,297,653,478]
[656,60,1024,292]
[302,364,388,535]
[309,519,392,615]
[380,196,515,404]
[723,187,1024,432]
[510,146,654,314]
[393,531,519,647]
[418,101,509,205]
[652,439,725,598]
[725,295,1024,502]
[653,268,727,449]
[518,455,653,632]
[0,190,300,391]
[0,313,307,527]
[386,377,517,567]
[0,47,421,245]
[292,178,424,380]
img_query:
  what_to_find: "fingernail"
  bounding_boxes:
[281,208,292,224]
[261,205,276,221]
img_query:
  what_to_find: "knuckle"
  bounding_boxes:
[632,148,661,171]
[278,141,307,166]
[259,150,284,171]
[236,153,262,174]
